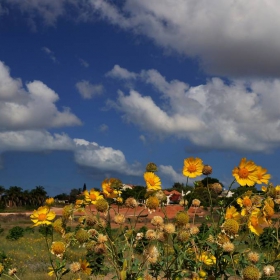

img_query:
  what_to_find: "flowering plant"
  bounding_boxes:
[1,157,278,280]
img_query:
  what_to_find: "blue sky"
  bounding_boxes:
[1,1,280,196]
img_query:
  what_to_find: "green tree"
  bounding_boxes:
[121,186,146,202]
[55,193,69,201]
[69,188,81,203]
[30,186,47,206]
[5,186,23,207]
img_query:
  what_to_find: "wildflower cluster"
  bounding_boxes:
[29,157,280,280]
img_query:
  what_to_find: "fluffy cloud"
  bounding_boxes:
[73,139,142,175]
[108,65,280,152]
[4,1,280,77]
[0,61,81,131]
[0,61,139,176]
[0,130,74,152]
[76,80,104,99]
[158,165,186,184]
[106,65,137,80]
[90,0,280,77]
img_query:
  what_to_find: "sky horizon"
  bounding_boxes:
[1,1,280,196]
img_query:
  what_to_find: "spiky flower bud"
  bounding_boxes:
[94,243,106,254]
[164,223,176,234]
[146,196,159,212]
[202,165,212,175]
[69,262,81,273]
[192,199,201,207]
[95,198,109,213]
[242,266,260,280]
[114,213,126,225]
[222,242,235,253]
[175,211,189,226]
[51,241,66,256]
[221,219,239,236]
[211,182,223,194]
[263,265,275,276]
[146,162,158,172]
[177,230,190,242]
[75,228,89,244]
[151,216,164,227]
[145,229,157,240]
[247,252,260,264]
[125,197,138,208]
[190,226,200,235]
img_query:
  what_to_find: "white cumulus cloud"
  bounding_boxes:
[90,0,280,78]
[107,65,280,153]
[73,139,142,176]
[0,61,82,131]
[76,80,104,99]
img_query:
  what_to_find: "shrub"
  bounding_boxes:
[6,226,24,240]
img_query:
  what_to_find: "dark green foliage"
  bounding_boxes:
[6,226,24,240]
[24,226,35,234]
[38,225,53,237]
[134,226,148,254]
[192,186,219,207]
[258,227,278,248]
[197,222,210,240]
[0,250,11,268]
[201,177,223,187]
[0,224,3,235]
[121,185,146,201]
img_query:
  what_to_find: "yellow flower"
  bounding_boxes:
[261,186,267,192]
[182,157,203,178]
[232,158,258,186]
[225,206,241,221]
[45,197,54,206]
[255,166,271,184]
[84,189,103,204]
[79,259,92,275]
[248,209,266,236]
[144,172,161,191]
[199,251,216,266]
[102,178,121,198]
[48,267,55,276]
[30,206,56,227]
[237,196,252,208]
[275,185,280,195]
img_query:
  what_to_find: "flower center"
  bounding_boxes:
[250,216,258,227]
[243,197,252,207]
[188,164,197,173]
[38,213,47,221]
[89,194,96,200]
[238,168,249,178]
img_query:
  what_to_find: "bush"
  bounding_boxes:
[38,225,52,237]
[6,226,24,240]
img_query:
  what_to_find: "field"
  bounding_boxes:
[0,212,102,280]
[1,204,279,280]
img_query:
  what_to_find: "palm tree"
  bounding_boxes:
[30,186,47,206]
[5,186,23,207]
